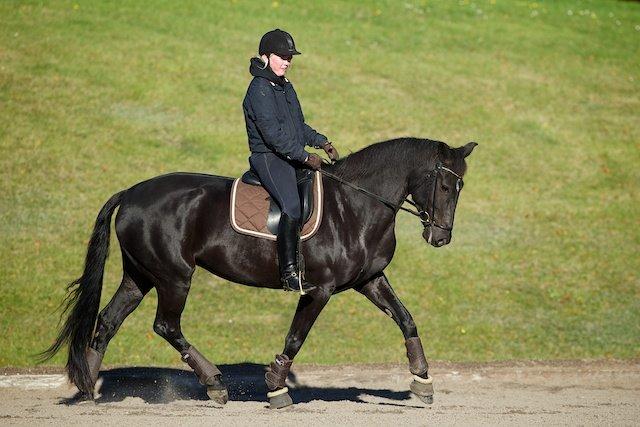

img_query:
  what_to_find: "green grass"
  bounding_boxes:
[1,0,638,368]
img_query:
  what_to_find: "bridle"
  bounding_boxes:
[413,163,464,232]
[318,162,464,230]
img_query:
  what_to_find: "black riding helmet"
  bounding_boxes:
[259,29,301,57]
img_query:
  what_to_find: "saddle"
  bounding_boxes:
[230,169,323,241]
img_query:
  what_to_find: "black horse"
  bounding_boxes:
[42,137,477,408]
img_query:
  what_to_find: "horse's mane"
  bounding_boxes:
[324,137,463,181]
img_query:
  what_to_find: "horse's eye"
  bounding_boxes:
[441,185,449,193]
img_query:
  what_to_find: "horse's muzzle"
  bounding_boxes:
[423,227,451,248]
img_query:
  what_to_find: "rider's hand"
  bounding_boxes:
[322,142,340,161]
[304,153,323,170]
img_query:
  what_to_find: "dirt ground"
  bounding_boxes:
[1,360,638,425]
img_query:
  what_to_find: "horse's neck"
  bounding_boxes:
[329,161,411,207]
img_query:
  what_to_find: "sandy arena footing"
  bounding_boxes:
[1,360,638,425]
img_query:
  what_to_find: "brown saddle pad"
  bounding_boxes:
[230,171,323,241]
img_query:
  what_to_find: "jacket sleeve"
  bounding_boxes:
[302,121,328,149]
[247,80,309,162]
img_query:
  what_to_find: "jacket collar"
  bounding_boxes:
[249,57,288,87]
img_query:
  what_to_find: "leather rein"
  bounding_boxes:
[318,162,463,231]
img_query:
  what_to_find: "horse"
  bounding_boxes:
[42,137,477,408]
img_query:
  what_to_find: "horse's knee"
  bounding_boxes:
[153,319,178,340]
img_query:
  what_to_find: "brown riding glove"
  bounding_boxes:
[303,153,323,170]
[322,142,340,161]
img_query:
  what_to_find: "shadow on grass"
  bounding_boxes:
[58,363,420,408]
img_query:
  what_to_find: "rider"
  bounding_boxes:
[242,29,339,293]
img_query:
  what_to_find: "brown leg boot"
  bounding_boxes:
[405,337,434,404]
[81,347,104,399]
[265,354,294,409]
[181,346,228,405]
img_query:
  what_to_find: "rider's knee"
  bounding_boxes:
[282,203,301,222]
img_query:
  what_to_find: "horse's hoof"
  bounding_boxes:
[76,397,97,405]
[416,393,434,404]
[207,386,229,405]
[267,387,293,409]
[410,375,434,405]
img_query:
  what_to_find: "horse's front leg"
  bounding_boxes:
[265,287,331,409]
[355,272,434,404]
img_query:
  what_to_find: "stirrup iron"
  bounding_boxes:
[282,270,315,295]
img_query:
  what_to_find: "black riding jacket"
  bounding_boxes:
[243,57,327,163]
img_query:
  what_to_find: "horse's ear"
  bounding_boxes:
[458,142,478,158]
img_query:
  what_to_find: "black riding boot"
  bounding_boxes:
[277,213,316,294]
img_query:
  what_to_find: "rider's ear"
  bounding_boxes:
[458,142,478,158]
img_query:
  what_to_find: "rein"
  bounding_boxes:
[318,162,463,229]
[318,169,423,218]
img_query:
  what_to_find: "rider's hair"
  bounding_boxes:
[257,55,268,70]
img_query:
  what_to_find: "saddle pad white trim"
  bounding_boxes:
[230,171,323,241]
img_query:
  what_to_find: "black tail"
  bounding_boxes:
[39,190,124,394]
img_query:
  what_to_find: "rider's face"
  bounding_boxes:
[264,53,292,77]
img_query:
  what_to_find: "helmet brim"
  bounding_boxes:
[274,49,302,57]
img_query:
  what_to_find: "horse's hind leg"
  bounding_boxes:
[153,279,228,405]
[87,260,152,392]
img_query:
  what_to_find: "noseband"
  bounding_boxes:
[319,162,464,230]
